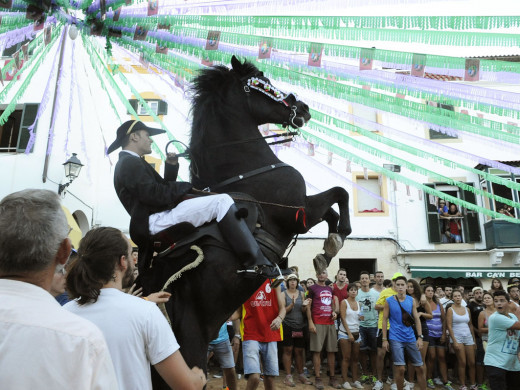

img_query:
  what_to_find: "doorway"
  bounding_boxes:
[338,258,376,283]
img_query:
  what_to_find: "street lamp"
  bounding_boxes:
[58,153,83,195]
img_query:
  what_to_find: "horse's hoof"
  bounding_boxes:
[323,233,344,258]
[313,254,328,274]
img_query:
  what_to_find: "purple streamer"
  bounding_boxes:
[64,39,76,157]
[46,29,68,156]
[305,97,520,176]
[290,137,396,207]
[0,25,35,51]
[143,28,520,111]
[25,27,64,154]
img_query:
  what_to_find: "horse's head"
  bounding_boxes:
[230,56,311,129]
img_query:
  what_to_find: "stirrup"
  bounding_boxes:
[237,263,283,281]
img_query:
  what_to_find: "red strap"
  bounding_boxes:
[295,207,307,228]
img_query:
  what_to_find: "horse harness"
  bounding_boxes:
[243,74,302,129]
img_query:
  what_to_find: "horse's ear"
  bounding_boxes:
[231,55,242,71]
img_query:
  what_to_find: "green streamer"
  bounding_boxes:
[84,35,189,162]
[298,128,520,225]
[309,107,520,196]
[112,31,520,146]
[306,119,520,210]
[106,18,520,76]
[138,15,520,33]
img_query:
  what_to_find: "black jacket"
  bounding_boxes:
[114,151,193,247]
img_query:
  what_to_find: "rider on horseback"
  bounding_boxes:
[107,120,284,285]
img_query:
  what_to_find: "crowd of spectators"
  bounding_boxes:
[213,270,520,390]
[2,189,520,390]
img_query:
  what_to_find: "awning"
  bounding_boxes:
[410,266,520,279]
[61,206,82,248]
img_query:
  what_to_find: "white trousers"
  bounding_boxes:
[148,194,234,235]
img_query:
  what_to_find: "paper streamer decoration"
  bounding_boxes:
[359,47,375,70]
[205,30,221,50]
[464,59,480,82]
[308,43,323,67]
[133,26,148,41]
[147,0,158,16]
[258,40,272,59]
[411,53,426,78]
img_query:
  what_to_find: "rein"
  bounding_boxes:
[207,130,298,150]
[202,162,290,192]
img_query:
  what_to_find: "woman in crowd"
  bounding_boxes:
[446,204,463,243]
[488,278,504,295]
[338,284,363,389]
[446,290,477,390]
[478,291,496,351]
[281,274,312,386]
[406,279,432,386]
[424,285,453,390]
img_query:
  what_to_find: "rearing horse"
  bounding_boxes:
[189,56,351,267]
[148,56,351,388]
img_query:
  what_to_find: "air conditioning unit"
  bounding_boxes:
[514,252,520,266]
[490,251,504,265]
[485,220,520,249]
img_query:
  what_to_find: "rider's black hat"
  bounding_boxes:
[107,120,165,154]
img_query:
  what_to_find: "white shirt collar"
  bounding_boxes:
[121,150,140,158]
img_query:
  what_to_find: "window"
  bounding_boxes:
[138,100,158,115]
[353,173,388,216]
[487,169,519,218]
[1,39,33,58]
[351,103,379,133]
[423,182,481,243]
[128,99,167,116]
[428,103,458,140]
[0,103,39,153]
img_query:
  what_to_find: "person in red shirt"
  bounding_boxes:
[333,268,349,314]
[239,280,286,390]
[307,269,342,389]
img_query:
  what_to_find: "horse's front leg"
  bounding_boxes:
[305,187,352,273]
[305,187,351,238]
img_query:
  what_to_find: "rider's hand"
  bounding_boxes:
[166,153,178,165]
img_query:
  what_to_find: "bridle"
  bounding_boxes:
[243,75,302,129]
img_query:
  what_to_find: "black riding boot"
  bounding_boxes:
[218,204,284,287]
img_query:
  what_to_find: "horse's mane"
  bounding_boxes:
[189,61,260,163]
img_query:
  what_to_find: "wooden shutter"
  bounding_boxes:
[127,99,138,114]
[461,183,482,243]
[424,183,442,243]
[16,103,39,153]
[157,100,168,115]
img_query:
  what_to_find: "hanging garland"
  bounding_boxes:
[307,118,520,210]
[298,127,520,224]
[106,18,520,80]
[309,108,520,193]
[114,29,520,145]
[117,15,520,32]
[304,96,520,175]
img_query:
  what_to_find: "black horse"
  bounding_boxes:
[147,56,351,386]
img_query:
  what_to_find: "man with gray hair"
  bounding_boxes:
[0,189,118,389]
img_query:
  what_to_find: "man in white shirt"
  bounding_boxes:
[440,285,466,309]
[65,226,206,390]
[0,189,118,389]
